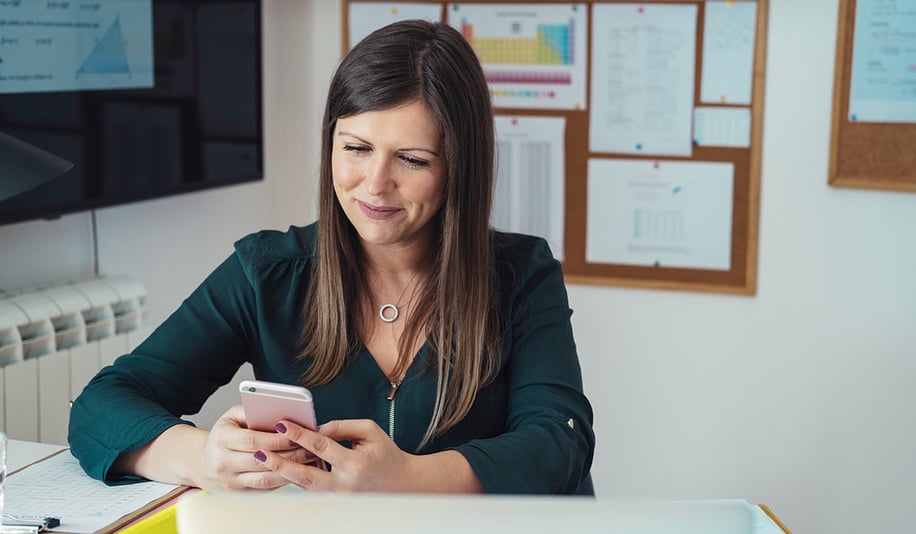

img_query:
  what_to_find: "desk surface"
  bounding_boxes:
[8,439,67,473]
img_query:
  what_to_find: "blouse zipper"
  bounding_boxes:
[387,380,401,439]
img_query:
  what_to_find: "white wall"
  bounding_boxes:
[2,2,914,533]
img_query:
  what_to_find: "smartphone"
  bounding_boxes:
[239,379,318,432]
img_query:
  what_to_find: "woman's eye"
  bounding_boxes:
[400,155,429,168]
[342,144,368,154]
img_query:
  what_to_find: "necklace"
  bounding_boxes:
[378,303,400,323]
[376,274,420,323]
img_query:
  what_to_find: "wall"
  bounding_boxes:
[571,2,916,534]
[1,2,914,534]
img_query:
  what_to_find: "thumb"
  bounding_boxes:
[318,419,384,441]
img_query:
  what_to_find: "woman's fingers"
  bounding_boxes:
[273,420,352,466]
[253,449,332,490]
[212,405,300,453]
[201,404,311,491]
[258,419,414,492]
[317,419,387,442]
[233,468,295,490]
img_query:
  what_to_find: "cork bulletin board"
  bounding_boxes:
[343,1,768,295]
[829,0,916,193]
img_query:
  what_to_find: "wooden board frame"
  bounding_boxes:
[342,0,767,295]
[828,0,916,193]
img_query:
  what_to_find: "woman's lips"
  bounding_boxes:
[358,200,402,220]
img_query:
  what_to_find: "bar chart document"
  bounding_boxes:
[0,0,154,94]
[493,115,566,259]
[448,3,588,110]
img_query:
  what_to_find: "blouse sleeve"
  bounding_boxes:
[454,238,595,494]
[68,252,259,482]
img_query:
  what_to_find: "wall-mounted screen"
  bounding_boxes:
[0,0,263,226]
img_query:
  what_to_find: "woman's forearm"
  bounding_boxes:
[112,424,209,487]
[407,450,484,493]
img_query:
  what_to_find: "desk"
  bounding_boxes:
[6,441,792,534]
[7,440,67,474]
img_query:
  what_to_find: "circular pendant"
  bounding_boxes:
[379,303,399,323]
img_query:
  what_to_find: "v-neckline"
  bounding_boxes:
[360,342,430,384]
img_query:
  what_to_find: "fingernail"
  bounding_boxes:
[275,422,288,434]
[253,450,267,462]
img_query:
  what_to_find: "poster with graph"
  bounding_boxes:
[0,0,153,94]
[447,3,587,110]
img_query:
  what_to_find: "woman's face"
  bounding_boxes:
[332,100,446,253]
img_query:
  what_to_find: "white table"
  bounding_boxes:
[7,439,67,473]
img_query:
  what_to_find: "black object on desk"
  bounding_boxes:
[0,514,61,533]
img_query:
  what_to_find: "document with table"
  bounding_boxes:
[5,444,179,534]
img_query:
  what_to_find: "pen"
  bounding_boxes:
[0,514,61,533]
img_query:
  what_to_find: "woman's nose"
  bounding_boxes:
[365,157,395,195]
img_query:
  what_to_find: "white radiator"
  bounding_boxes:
[0,277,149,445]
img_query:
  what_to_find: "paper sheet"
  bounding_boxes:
[848,0,916,123]
[5,450,179,534]
[348,2,444,49]
[589,3,697,156]
[694,106,752,148]
[493,115,566,259]
[447,3,588,110]
[587,158,734,270]
[700,1,757,105]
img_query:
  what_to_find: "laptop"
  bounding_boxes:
[176,490,759,533]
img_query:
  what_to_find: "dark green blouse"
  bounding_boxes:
[68,224,595,494]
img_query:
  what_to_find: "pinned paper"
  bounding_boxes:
[448,3,589,111]
[493,115,567,259]
[348,2,443,49]
[587,158,734,271]
[848,0,916,123]
[700,1,757,105]
[693,107,751,148]
[590,3,697,156]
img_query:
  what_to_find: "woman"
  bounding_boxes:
[69,20,594,494]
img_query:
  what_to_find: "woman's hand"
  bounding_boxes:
[253,419,483,493]
[198,405,316,491]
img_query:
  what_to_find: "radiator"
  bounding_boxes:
[0,277,149,445]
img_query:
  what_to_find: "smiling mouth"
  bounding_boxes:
[358,200,402,220]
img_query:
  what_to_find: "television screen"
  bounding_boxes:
[0,0,262,226]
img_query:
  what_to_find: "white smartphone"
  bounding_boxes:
[239,379,318,432]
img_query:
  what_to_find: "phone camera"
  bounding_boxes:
[248,387,256,392]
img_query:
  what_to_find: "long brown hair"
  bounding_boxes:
[298,20,500,448]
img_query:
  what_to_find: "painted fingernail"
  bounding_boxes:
[274,422,288,434]
[253,450,267,462]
